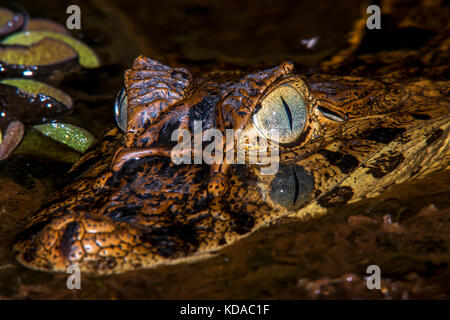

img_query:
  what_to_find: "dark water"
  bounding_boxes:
[0,0,449,299]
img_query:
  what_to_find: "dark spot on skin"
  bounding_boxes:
[187,213,210,224]
[426,128,443,146]
[248,87,258,96]
[317,149,359,174]
[104,176,115,188]
[230,211,255,235]
[366,153,405,178]
[232,165,258,186]
[59,222,80,259]
[222,109,234,129]
[188,95,219,132]
[150,118,181,148]
[155,158,206,189]
[318,186,354,207]
[411,113,431,120]
[22,246,37,263]
[107,205,142,223]
[360,127,406,144]
[191,163,212,184]
[140,223,200,258]
[99,257,117,270]
[411,165,423,177]
[317,149,342,163]
[337,154,360,174]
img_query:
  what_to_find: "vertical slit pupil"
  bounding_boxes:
[280,96,293,131]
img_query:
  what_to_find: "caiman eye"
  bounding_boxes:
[269,164,314,210]
[114,87,128,133]
[252,83,307,144]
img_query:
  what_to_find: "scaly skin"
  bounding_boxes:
[13,0,450,274]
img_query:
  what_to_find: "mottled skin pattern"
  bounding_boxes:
[13,0,450,274]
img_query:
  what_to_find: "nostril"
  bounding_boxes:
[22,245,37,263]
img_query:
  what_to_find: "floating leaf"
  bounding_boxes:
[24,18,70,35]
[2,30,100,68]
[0,8,14,27]
[0,37,78,68]
[0,83,71,131]
[33,122,95,153]
[0,120,24,160]
[1,78,73,108]
[14,126,81,163]
[0,7,26,38]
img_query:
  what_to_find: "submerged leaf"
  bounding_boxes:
[1,78,73,108]
[2,30,100,68]
[33,122,95,153]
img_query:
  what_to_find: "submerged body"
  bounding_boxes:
[13,1,450,274]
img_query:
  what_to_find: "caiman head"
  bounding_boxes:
[13,56,449,274]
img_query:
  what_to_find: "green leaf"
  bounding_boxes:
[2,30,100,68]
[0,37,77,67]
[14,126,81,163]
[33,122,95,153]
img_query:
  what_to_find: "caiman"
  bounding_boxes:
[13,0,450,274]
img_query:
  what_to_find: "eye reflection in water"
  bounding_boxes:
[268,164,314,210]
